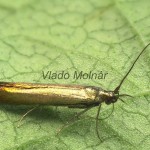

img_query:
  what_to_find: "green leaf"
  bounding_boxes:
[0,0,150,150]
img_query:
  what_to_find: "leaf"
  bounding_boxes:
[0,0,150,150]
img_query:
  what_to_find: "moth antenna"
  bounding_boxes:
[119,94,133,98]
[114,43,150,93]
[119,98,127,104]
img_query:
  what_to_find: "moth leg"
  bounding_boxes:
[96,104,102,141]
[57,106,93,134]
[17,105,39,127]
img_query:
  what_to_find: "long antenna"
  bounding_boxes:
[114,43,150,93]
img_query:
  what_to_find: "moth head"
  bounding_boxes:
[99,91,119,105]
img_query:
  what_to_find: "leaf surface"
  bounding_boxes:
[0,0,150,150]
